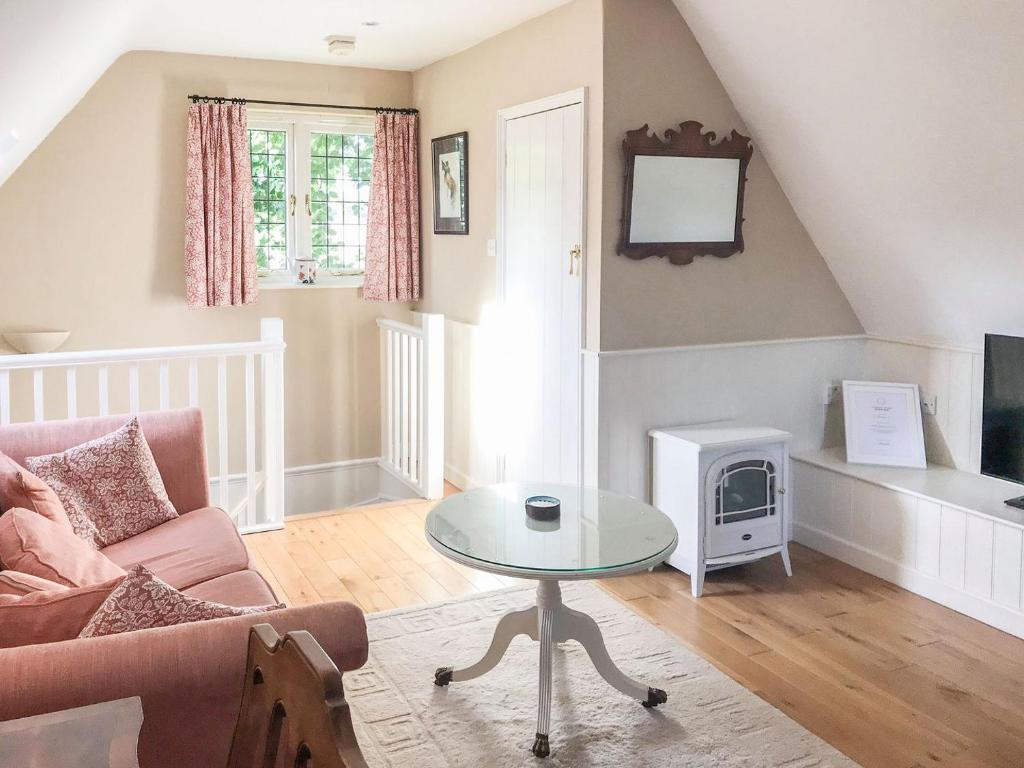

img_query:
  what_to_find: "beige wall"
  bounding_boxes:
[0,51,414,468]
[413,0,604,347]
[600,0,862,350]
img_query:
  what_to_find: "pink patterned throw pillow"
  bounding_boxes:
[25,418,179,548]
[79,565,283,638]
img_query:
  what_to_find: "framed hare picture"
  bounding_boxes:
[431,131,469,234]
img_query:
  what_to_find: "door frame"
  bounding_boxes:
[494,88,589,484]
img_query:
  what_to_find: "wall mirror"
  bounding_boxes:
[618,121,753,266]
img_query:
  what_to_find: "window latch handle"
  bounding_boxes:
[305,193,312,216]
[288,194,296,216]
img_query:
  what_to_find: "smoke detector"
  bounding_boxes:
[326,35,356,56]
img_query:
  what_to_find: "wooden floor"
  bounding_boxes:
[245,493,1024,768]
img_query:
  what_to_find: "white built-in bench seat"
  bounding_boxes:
[793,447,1024,639]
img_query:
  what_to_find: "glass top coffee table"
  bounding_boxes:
[425,482,678,758]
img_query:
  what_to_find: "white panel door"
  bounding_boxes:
[500,102,584,485]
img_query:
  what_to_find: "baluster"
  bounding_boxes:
[128,364,140,414]
[32,369,44,422]
[379,327,387,469]
[98,366,109,416]
[392,330,401,472]
[217,355,229,512]
[244,353,256,531]
[400,333,409,475]
[159,361,170,410]
[188,358,199,407]
[0,370,10,425]
[409,337,419,482]
[66,368,77,419]
[418,337,426,486]
[260,318,285,532]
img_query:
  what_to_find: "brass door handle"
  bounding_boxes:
[289,194,296,216]
[568,245,582,276]
[305,193,312,216]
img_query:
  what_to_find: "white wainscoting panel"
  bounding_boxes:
[597,336,866,500]
[862,337,983,472]
[793,453,1024,639]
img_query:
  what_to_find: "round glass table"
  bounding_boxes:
[425,482,678,758]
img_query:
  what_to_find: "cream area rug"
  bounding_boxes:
[346,582,859,767]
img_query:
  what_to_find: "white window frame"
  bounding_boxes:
[248,109,375,289]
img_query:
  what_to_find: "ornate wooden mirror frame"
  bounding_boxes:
[618,121,753,266]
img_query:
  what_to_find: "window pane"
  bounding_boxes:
[252,177,269,201]
[268,247,287,270]
[249,128,289,271]
[269,200,287,223]
[253,199,269,224]
[357,135,373,158]
[267,131,286,153]
[306,130,372,273]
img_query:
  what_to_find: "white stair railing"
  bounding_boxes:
[0,318,286,534]
[377,313,444,499]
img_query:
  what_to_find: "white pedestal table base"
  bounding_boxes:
[432,580,668,758]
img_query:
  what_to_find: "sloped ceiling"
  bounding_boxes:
[673,0,1024,347]
[0,0,570,187]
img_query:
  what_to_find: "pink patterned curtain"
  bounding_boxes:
[184,102,257,308]
[363,112,420,302]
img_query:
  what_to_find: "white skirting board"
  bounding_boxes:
[794,522,1024,639]
[211,457,421,519]
[793,454,1024,640]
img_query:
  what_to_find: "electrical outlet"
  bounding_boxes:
[921,393,938,416]
[824,380,842,406]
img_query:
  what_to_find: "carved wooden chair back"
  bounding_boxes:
[227,624,368,768]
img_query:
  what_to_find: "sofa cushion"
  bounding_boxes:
[0,409,210,517]
[183,569,278,607]
[0,575,124,648]
[79,565,282,638]
[0,509,127,587]
[26,418,178,548]
[0,570,67,596]
[101,507,251,590]
[0,452,72,530]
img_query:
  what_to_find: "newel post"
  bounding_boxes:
[260,317,286,529]
[420,313,445,499]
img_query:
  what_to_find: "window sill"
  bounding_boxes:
[258,274,364,290]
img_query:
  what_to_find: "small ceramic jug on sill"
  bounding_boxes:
[294,257,318,285]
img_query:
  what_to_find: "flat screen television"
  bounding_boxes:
[981,333,1024,487]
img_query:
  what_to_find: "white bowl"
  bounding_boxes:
[3,331,71,354]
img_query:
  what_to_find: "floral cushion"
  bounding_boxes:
[25,418,179,548]
[78,565,283,638]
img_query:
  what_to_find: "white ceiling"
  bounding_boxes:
[674,0,1024,347]
[0,0,570,186]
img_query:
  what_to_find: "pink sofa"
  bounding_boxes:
[0,409,368,767]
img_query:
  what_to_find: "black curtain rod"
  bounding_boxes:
[187,94,417,115]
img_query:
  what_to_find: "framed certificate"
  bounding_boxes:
[842,381,926,469]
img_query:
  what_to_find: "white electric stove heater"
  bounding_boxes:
[649,421,793,597]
